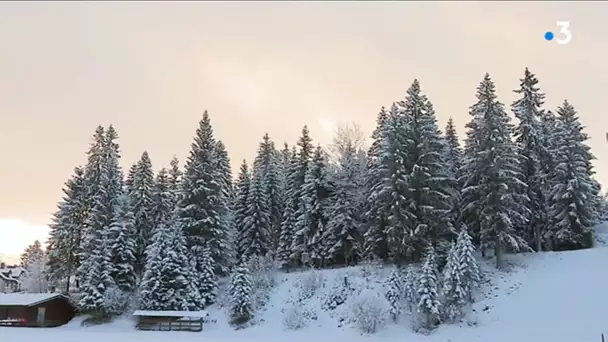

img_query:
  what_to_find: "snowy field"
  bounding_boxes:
[2,222,608,342]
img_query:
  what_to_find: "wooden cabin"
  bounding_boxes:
[0,293,76,327]
[132,310,208,332]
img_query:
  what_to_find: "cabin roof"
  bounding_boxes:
[0,293,69,307]
[132,310,209,318]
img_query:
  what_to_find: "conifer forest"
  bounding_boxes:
[44,69,607,331]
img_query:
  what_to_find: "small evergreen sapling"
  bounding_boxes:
[228,264,253,327]
[456,228,480,302]
[385,267,402,322]
[416,246,441,330]
[403,265,418,313]
[441,242,466,321]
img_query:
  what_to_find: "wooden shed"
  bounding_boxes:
[0,293,76,327]
[132,310,208,332]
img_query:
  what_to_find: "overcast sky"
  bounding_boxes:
[0,2,606,261]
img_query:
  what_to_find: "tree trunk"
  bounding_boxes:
[534,224,542,252]
[495,241,503,269]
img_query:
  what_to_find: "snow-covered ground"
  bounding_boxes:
[2,222,608,342]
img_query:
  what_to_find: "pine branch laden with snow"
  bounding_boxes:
[416,245,441,330]
[228,264,254,327]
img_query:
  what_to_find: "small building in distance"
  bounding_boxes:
[0,264,27,293]
[0,293,76,327]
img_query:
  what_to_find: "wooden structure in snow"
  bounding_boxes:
[132,310,208,332]
[0,293,75,327]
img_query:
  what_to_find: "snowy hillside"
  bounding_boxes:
[3,221,608,342]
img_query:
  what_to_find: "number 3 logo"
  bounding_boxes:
[556,21,571,45]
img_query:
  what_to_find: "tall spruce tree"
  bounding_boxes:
[547,100,597,250]
[47,166,87,293]
[512,68,549,251]
[253,133,283,255]
[129,151,155,276]
[291,145,332,267]
[241,171,272,259]
[324,141,363,266]
[460,74,529,268]
[79,126,124,312]
[277,147,298,267]
[176,111,225,305]
[363,107,391,261]
[214,140,235,274]
[149,168,173,236]
[399,80,455,261]
[370,103,413,264]
[108,194,137,292]
[233,160,252,260]
[444,117,463,226]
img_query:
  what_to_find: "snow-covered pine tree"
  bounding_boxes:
[441,242,465,321]
[455,226,480,302]
[324,140,363,266]
[460,74,530,268]
[197,246,217,307]
[124,162,138,193]
[291,145,332,267]
[168,156,182,206]
[214,140,235,274]
[228,264,253,326]
[149,168,173,236]
[22,248,48,293]
[20,240,45,268]
[77,126,106,286]
[372,103,413,264]
[138,218,200,311]
[47,166,87,293]
[128,151,155,276]
[277,146,298,268]
[108,194,137,293]
[363,107,390,261]
[416,245,441,329]
[176,111,226,305]
[403,265,418,313]
[547,100,597,250]
[234,160,252,260]
[241,170,272,259]
[444,117,463,183]
[78,125,124,313]
[443,117,463,227]
[284,127,314,266]
[385,267,402,322]
[253,133,283,256]
[399,80,455,261]
[512,68,549,252]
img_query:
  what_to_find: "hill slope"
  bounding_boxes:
[2,222,608,342]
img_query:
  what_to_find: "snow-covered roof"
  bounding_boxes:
[0,267,26,278]
[0,272,18,283]
[132,310,209,318]
[0,293,67,306]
